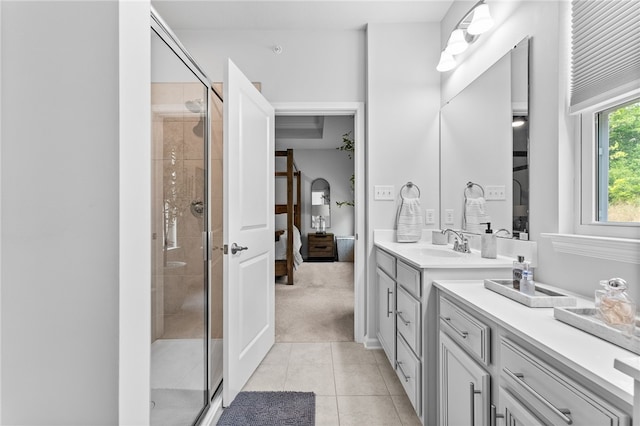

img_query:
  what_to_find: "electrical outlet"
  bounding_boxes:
[445,209,454,224]
[485,185,506,200]
[374,185,395,201]
[425,209,435,224]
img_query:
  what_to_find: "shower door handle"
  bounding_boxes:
[230,243,248,255]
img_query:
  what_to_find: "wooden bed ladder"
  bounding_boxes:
[275,149,301,284]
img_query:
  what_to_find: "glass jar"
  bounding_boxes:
[595,277,636,334]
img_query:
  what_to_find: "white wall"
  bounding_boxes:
[174,29,366,103]
[367,22,442,338]
[1,1,120,423]
[120,1,152,424]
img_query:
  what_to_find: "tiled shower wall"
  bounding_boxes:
[151,82,207,341]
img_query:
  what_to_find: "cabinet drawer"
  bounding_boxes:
[397,260,421,298]
[309,234,333,242]
[396,286,421,356]
[376,249,396,277]
[439,297,489,365]
[501,339,630,426]
[309,245,333,255]
[396,334,421,416]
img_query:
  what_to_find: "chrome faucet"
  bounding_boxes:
[495,228,511,237]
[441,229,471,253]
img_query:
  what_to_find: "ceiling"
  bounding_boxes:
[152,0,455,149]
[152,0,455,31]
[275,115,354,150]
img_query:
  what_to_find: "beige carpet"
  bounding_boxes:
[275,261,354,342]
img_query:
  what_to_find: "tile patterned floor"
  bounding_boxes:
[241,342,422,425]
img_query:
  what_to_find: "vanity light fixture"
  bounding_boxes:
[467,3,494,35]
[512,118,526,127]
[436,51,457,72]
[436,0,494,72]
[445,28,469,55]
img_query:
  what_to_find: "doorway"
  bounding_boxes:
[272,103,366,344]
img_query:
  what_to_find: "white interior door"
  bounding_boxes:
[223,59,275,405]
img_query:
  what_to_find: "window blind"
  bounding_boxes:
[570,0,640,112]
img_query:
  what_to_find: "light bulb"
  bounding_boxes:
[436,51,456,72]
[512,118,526,127]
[467,3,494,35]
[445,29,469,55]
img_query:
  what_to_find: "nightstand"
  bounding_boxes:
[307,233,335,261]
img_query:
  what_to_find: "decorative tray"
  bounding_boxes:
[553,307,640,355]
[483,279,577,308]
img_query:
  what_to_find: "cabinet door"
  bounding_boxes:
[377,267,395,365]
[498,387,545,426]
[440,332,490,426]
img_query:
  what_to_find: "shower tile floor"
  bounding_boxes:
[241,341,422,426]
[151,339,223,426]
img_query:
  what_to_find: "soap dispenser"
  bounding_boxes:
[481,222,497,259]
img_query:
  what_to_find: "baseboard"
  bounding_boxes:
[362,336,382,350]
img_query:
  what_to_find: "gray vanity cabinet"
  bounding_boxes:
[375,246,513,425]
[499,387,545,426]
[500,338,630,425]
[436,284,632,426]
[375,248,423,417]
[376,264,395,365]
[440,331,490,426]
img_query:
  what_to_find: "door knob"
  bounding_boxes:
[231,243,248,254]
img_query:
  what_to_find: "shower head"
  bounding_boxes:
[185,98,204,113]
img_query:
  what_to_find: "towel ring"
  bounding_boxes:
[400,182,421,199]
[464,181,484,198]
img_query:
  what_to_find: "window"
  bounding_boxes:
[596,99,640,224]
[571,0,640,239]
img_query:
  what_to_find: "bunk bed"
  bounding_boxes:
[275,149,302,285]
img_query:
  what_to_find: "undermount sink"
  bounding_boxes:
[403,247,463,258]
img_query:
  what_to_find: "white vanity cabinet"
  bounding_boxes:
[440,331,490,426]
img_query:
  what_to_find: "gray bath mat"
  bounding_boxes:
[217,391,315,426]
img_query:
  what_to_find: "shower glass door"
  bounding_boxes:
[150,26,209,425]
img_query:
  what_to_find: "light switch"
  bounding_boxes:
[445,209,454,224]
[425,209,435,224]
[374,185,395,201]
[485,185,506,200]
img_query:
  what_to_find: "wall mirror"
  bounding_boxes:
[440,37,530,238]
[311,178,331,230]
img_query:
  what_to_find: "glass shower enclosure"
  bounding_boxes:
[150,10,223,425]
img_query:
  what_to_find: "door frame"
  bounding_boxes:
[272,102,365,343]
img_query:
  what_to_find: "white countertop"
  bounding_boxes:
[434,280,635,408]
[375,239,515,269]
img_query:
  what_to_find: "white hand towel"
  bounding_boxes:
[396,197,423,243]
[464,196,490,233]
